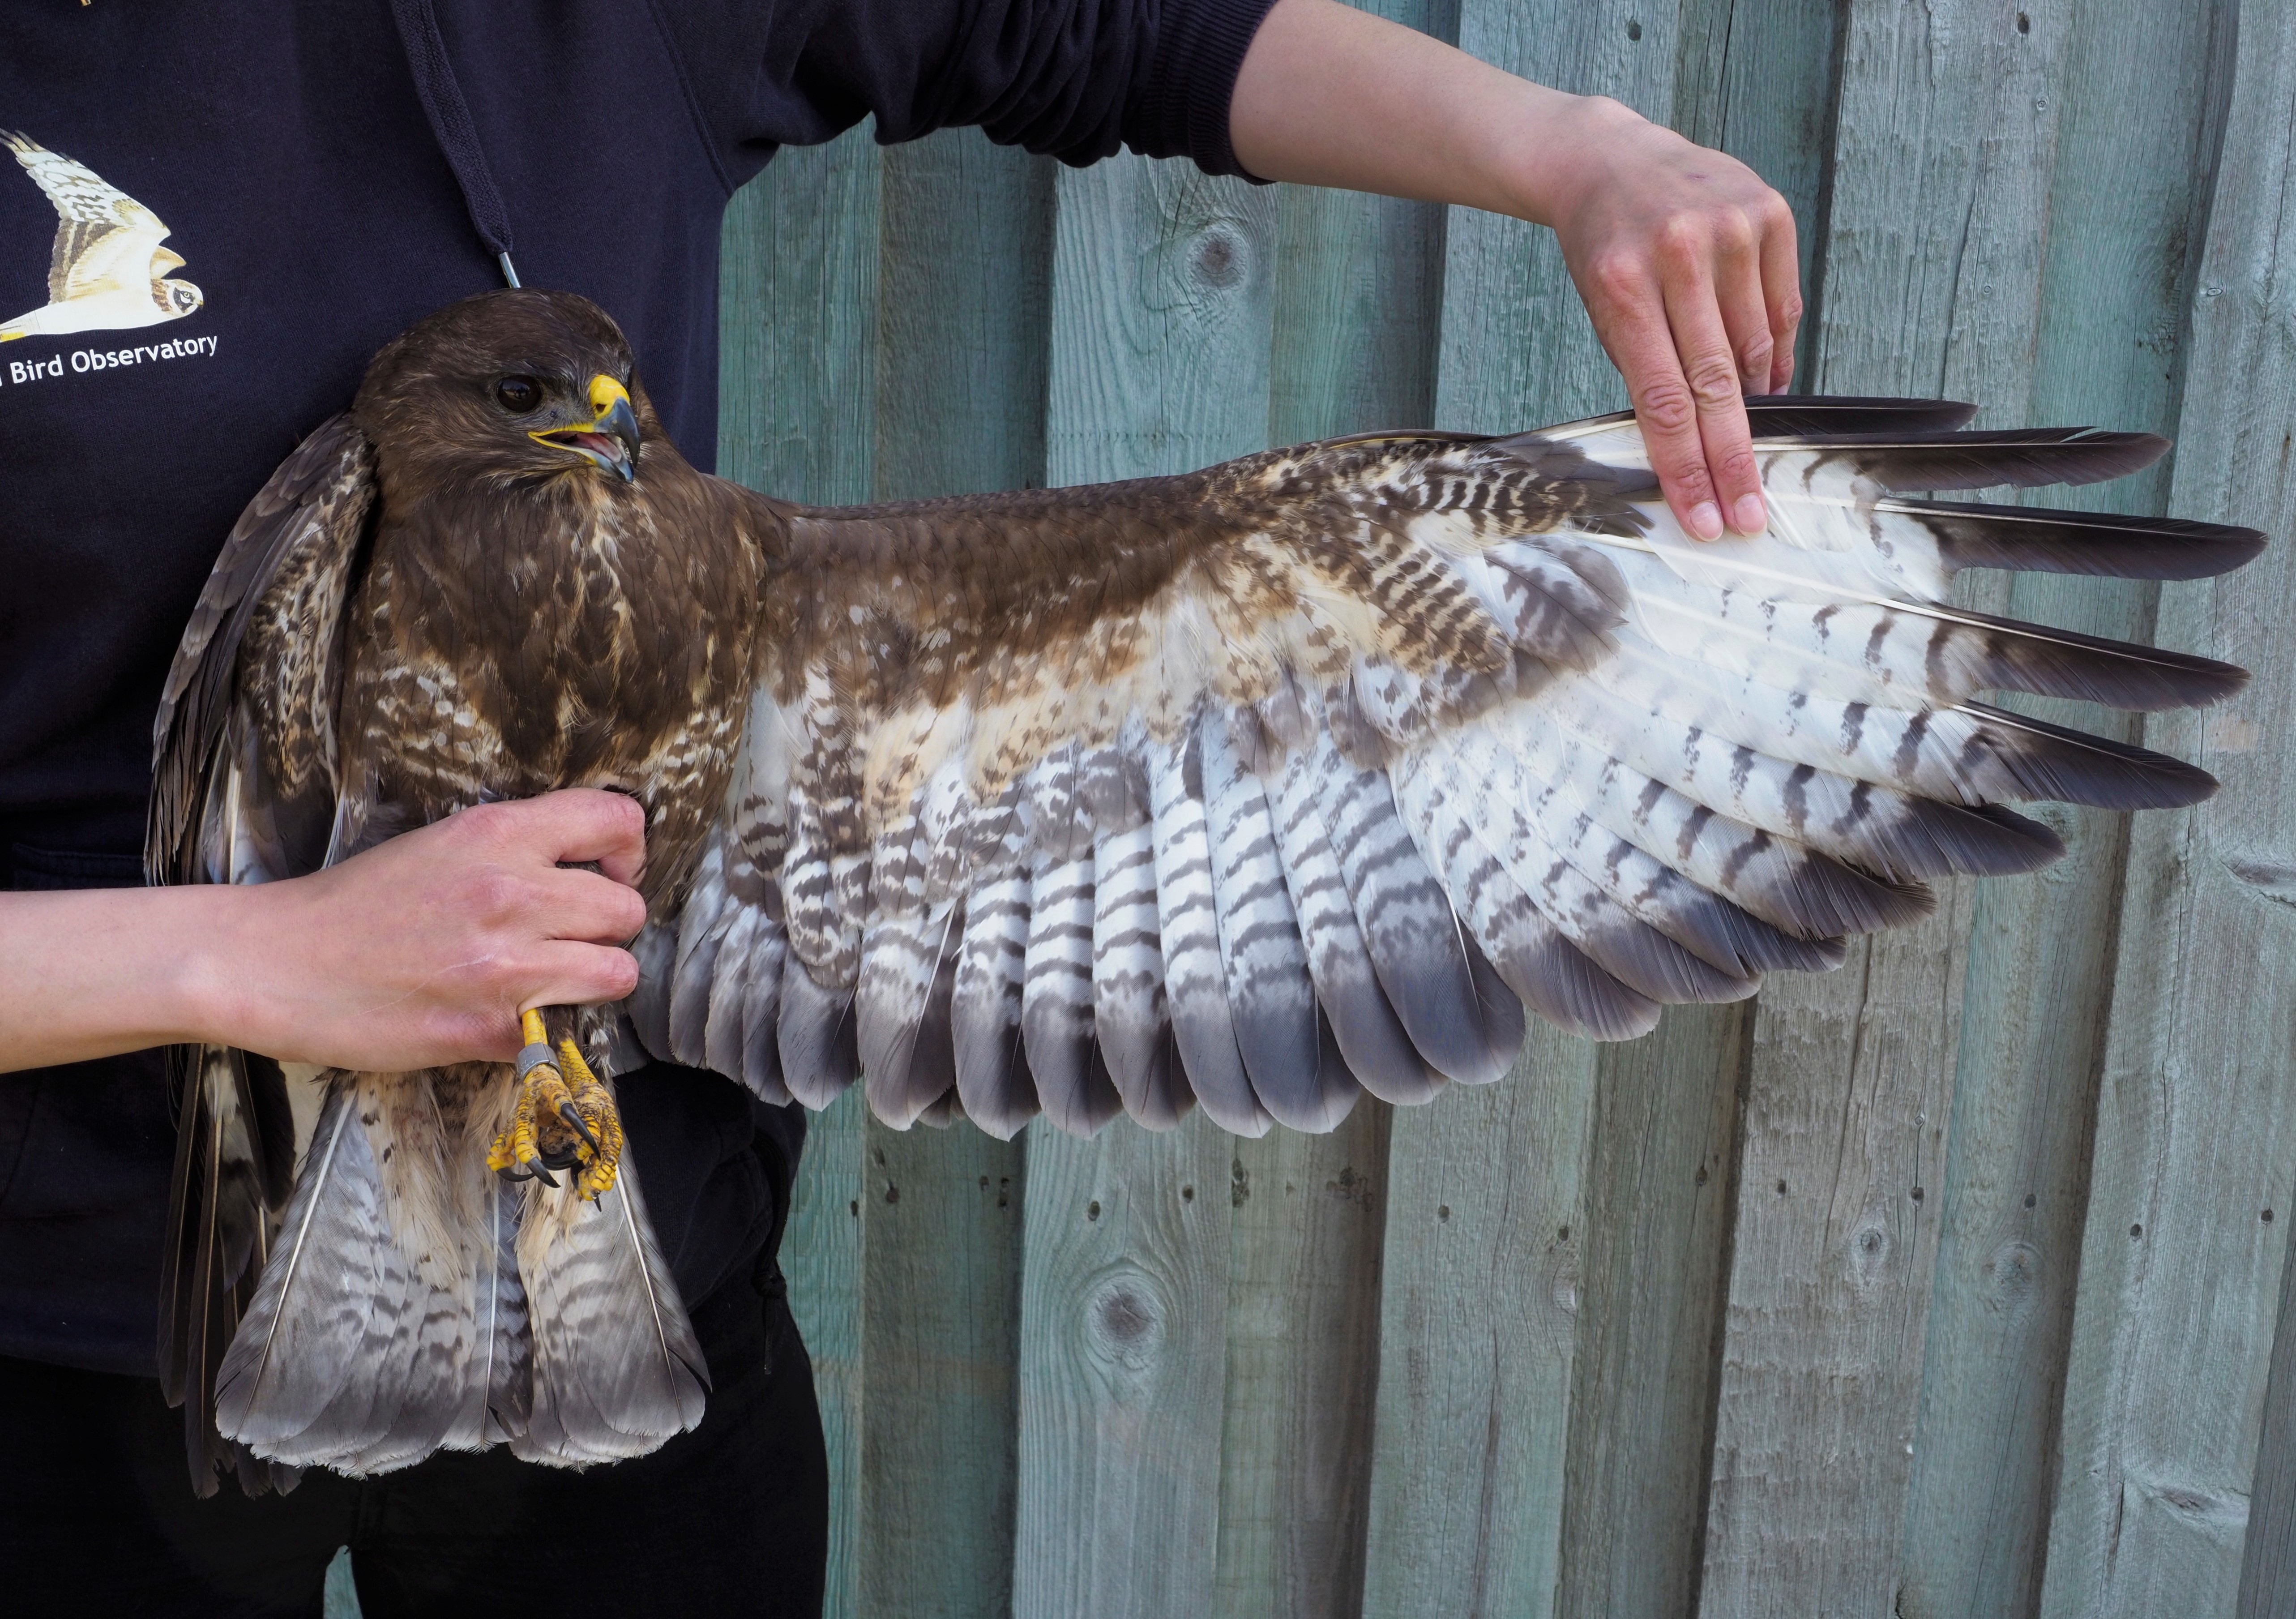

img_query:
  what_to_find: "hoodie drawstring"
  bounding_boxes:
[390,0,522,288]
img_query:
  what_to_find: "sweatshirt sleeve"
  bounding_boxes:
[654,0,1280,190]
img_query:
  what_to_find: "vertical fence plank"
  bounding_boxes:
[1667,0,1845,385]
[854,131,1055,1619]
[876,131,1057,501]
[1558,1006,1749,1619]
[718,127,883,1619]
[1896,4,2231,1614]
[2045,5,2296,1611]
[1701,4,2069,1611]
[1208,8,1452,1608]
[1360,5,1685,1615]
[1010,153,1277,1619]
[1362,1035,1599,1617]
[1214,1115,1392,1619]
[1555,9,1844,1615]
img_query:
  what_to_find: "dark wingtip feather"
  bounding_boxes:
[1813,428,2170,491]
[1745,395,1981,437]
[1892,798,2067,877]
[1962,703,2221,809]
[1895,498,2268,581]
[1942,606,2252,711]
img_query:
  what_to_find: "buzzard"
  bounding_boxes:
[150,289,2262,1491]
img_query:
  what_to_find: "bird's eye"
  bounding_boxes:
[494,375,543,413]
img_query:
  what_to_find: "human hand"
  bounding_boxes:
[1538,96,1801,539]
[197,788,649,1071]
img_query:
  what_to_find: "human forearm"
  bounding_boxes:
[0,882,257,1069]
[1230,0,1801,540]
[0,790,649,1076]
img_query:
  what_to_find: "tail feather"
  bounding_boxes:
[162,1044,295,1497]
[514,1140,708,1469]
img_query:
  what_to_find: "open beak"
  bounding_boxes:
[530,373,640,482]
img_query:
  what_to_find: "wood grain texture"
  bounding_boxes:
[1214,1112,1392,1619]
[853,129,1051,1619]
[1209,12,1453,1604]
[859,1122,1027,1619]
[1558,1006,1749,1619]
[1011,1117,1237,1619]
[1436,0,1684,434]
[1702,5,2065,1609]
[1897,4,2230,1614]
[2045,5,2296,1612]
[1359,7,1690,1614]
[1667,0,1845,385]
[1044,156,1277,484]
[718,128,884,1619]
[1555,10,1843,1615]
[877,131,1056,500]
[1010,150,1277,1616]
[1360,1033,1599,1619]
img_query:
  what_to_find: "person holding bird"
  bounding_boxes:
[0,3,1817,1614]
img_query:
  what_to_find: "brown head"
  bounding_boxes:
[350,288,678,499]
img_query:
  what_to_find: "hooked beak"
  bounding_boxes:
[530,373,640,482]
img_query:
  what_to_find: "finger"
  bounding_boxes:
[536,865,652,945]
[1660,270,1765,536]
[514,789,649,886]
[1757,198,1803,394]
[517,939,643,1011]
[1711,216,1775,399]
[1589,260,1723,540]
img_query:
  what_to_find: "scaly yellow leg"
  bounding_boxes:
[487,1010,624,1201]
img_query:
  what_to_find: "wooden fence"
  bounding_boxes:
[714,2,2296,1613]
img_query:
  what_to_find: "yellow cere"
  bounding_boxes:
[588,373,630,419]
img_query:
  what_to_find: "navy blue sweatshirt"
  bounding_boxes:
[0,0,1273,1376]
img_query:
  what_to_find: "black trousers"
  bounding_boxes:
[0,1274,829,1618]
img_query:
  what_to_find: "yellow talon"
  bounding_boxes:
[486,1012,624,1201]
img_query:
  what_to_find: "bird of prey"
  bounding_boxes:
[0,131,203,341]
[150,288,2262,1492]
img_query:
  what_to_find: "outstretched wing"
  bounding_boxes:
[632,396,2262,1142]
[1,132,172,303]
[147,411,377,1495]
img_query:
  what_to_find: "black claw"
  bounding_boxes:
[557,1099,603,1155]
[529,1163,561,1188]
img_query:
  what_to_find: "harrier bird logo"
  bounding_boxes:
[0,132,203,342]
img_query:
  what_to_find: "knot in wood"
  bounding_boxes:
[1847,1217,1893,1287]
[1084,1268,1165,1368]
[1190,227,1245,292]
[1984,1238,2043,1318]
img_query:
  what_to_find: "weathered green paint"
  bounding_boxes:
[694,6,2296,1614]
[1899,4,2232,1614]
[2047,1,2296,1610]
[719,129,884,1619]
[854,129,1054,1619]
[1008,152,1277,1617]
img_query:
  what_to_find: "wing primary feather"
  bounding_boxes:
[1894,497,2268,581]
[1953,702,2221,808]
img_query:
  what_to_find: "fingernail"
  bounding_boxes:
[1733,494,1768,534]
[1688,501,1723,540]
